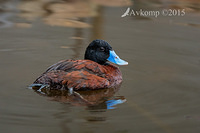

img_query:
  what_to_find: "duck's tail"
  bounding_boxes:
[28,83,44,89]
[28,83,50,94]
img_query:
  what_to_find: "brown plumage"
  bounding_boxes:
[31,39,128,91]
[34,59,122,90]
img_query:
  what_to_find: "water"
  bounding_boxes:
[0,0,200,133]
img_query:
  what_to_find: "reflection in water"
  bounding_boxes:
[0,0,18,28]
[1,0,200,28]
[46,87,127,133]
[130,0,200,20]
[50,92,125,133]
[91,6,104,40]
[70,27,84,59]
[1,0,200,133]
[31,85,126,110]
[17,0,132,28]
[132,0,200,12]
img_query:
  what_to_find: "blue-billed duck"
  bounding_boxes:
[31,39,128,92]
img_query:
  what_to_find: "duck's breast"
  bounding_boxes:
[102,64,123,87]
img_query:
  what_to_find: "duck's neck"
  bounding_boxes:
[104,64,122,86]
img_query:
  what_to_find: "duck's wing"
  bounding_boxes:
[34,60,110,90]
[33,59,80,88]
[45,59,75,72]
[33,70,110,90]
[62,70,110,90]
[45,59,106,77]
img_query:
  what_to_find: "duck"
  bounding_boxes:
[31,39,128,92]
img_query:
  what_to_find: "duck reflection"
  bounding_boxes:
[31,85,126,110]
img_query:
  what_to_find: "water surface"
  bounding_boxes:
[0,0,200,133]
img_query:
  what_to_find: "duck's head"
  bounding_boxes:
[85,39,128,65]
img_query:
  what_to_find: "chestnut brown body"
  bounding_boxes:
[34,59,122,90]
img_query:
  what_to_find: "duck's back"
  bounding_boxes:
[34,59,122,90]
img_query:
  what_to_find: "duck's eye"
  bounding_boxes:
[100,47,105,51]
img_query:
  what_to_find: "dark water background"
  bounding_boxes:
[0,0,200,133]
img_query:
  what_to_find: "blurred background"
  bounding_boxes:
[0,0,200,133]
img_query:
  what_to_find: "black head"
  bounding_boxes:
[84,39,112,65]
